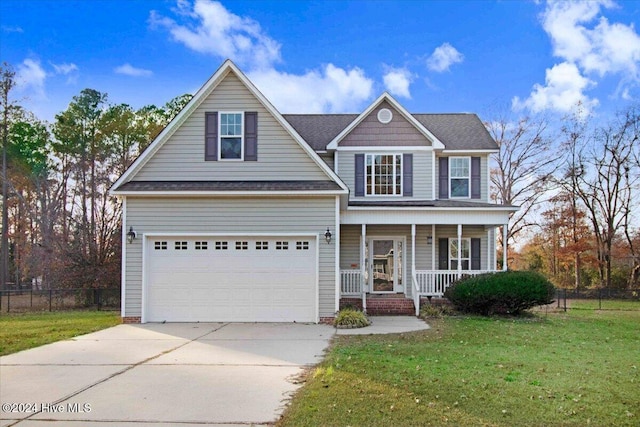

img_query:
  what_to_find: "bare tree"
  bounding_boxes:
[566,108,640,288]
[486,114,559,259]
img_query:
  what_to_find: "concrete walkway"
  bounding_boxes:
[0,317,429,426]
[337,315,430,335]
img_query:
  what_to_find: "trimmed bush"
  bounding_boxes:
[444,270,555,316]
[334,308,370,328]
[419,304,455,318]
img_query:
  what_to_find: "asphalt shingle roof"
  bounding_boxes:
[116,180,344,192]
[283,113,497,151]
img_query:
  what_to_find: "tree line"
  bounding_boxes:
[489,105,640,290]
[1,59,639,292]
[0,62,191,290]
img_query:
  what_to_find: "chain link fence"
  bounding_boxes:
[0,288,120,313]
[554,288,640,311]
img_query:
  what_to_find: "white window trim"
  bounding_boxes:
[448,237,471,270]
[365,153,403,197]
[449,156,471,199]
[218,111,244,161]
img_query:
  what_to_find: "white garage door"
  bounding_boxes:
[145,236,317,322]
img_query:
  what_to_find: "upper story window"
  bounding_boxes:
[205,111,257,162]
[366,154,402,196]
[450,157,470,198]
[219,112,243,160]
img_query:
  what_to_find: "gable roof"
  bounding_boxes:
[413,114,498,151]
[111,60,348,194]
[325,93,446,150]
[282,114,358,151]
[284,112,498,152]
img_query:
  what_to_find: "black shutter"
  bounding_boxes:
[438,157,449,199]
[471,157,481,199]
[205,112,218,161]
[355,154,365,197]
[438,238,449,270]
[403,153,413,196]
[471,238,481,270]
[244,112,258,161]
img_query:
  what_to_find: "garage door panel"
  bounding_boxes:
[145,236,317,322]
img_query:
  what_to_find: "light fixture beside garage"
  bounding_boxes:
[324,228,332,244]
[127,226,137,244]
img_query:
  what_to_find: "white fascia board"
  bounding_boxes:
[110,190,347,197]
[335,146,433,152]
[327,93,446,150]
[441,149,499,154]
[111,59,348,194]
[346,205,519,212]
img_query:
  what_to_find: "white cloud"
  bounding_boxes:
[150,0,280,70]
[518,0,640,115]
[542,0,640,78]
[248,64,374,113]
[16,59,47,98]
[114,63,153,77]
[382,67,414,99]
[512,62,598,114]
[426,42,464,72]
[1,25,23,33]
[51,62,78,75]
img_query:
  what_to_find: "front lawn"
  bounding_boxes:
[279,307,639,426]
[0,311,121,356]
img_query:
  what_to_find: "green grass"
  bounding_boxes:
[279,308,640,426]
[0,311,121,356]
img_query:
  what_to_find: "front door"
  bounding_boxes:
[369,238,404,293]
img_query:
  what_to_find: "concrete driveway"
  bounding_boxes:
[0,322,334,426]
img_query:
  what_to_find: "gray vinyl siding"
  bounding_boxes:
[318,152,334,169]
[435,154,489,202]
[135,72,328,181]
[124,196,337,319]
[341,101,432,147]
[340,225,361,269]
[337,151,432,200]
[434,225,489,270]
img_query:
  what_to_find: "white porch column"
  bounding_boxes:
[361,224,367,312]
[431,224,436,270]
[411,224,416,275]
[487,227,493,271]
[457,224,463,277]
[502,223,508,271]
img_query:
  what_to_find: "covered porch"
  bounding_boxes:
[338,205,514,315]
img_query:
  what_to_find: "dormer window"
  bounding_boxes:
[219,112,243,160]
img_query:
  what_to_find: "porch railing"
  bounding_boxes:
[415,270,492,297]
[340,269,362,295]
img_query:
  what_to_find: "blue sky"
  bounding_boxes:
[2,0,640,123]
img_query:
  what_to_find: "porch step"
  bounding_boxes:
[340,295,415,316]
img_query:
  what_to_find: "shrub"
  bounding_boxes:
[419,304,454,318]
[444,270,555,316]
[334,308,370,328]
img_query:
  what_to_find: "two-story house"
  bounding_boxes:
[111,60,517,323]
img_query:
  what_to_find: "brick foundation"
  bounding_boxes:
[319,317,335,325]
[122,316,141,324]
[340,295,415,316]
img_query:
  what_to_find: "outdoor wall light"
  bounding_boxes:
[127,226,137,244]
[427,236,433,245]
[324,228,332,244]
